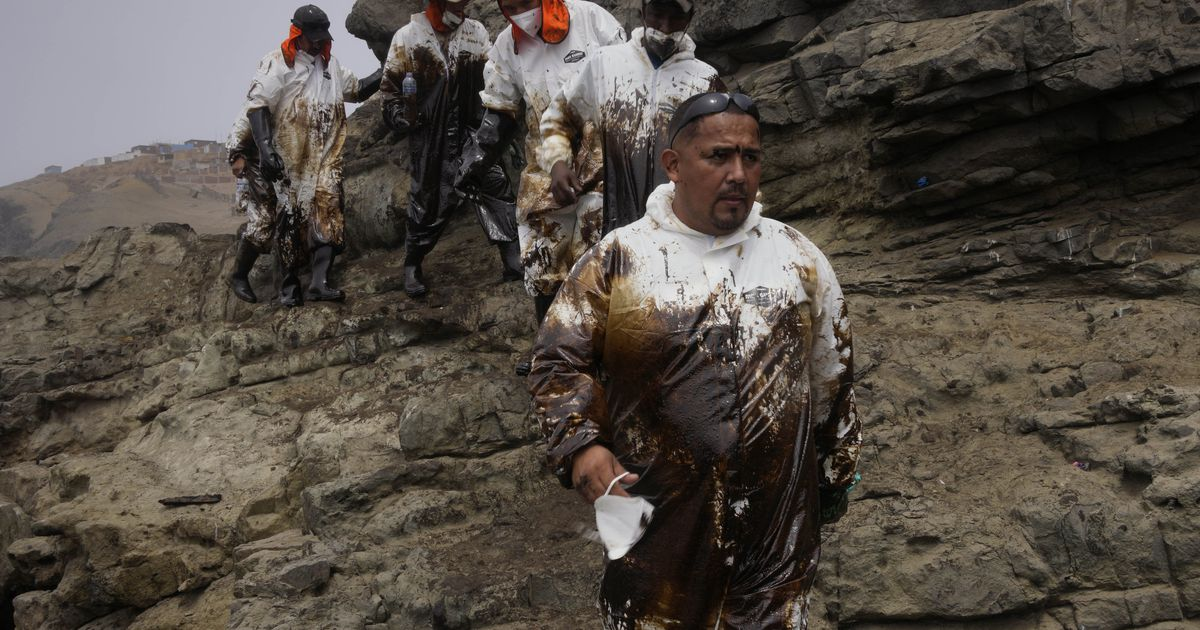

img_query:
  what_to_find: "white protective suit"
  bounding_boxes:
[530,182,861,628]
[479,0,626,296]
[538,27,723,234]
[243,47,369,266]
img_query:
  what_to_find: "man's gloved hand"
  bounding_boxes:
[383,100,411,135]
[260,147,286,183]
[454,149,488,192]
[247,108,286,183]
[818,473,861,525]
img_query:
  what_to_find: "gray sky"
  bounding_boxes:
[1,1,382,187]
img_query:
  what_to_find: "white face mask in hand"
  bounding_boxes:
[510,7,542,36]
[594,472,654,561]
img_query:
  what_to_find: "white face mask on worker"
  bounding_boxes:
[510,7,542,36]
[643,27,686,59]
[593,472,654,560]
[443,11,463,28]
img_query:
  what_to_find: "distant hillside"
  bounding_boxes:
[0,155,242,258]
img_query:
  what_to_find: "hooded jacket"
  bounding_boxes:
[530,182,861,627]
[382,12,517,252]
[480,0,625,220]
[243,43,371,257]
[538,28,723,234]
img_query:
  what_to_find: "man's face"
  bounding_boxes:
[445,0,471,15]
[297,33,327,54]
[662,112,762,236]
[499,0,539,15]
[643,2,690,34]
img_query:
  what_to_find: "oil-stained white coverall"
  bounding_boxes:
[530,182,862,629]
[479,0,625,296]
[538,27,723,234]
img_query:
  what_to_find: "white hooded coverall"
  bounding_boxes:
[479,0,626,296]
[241,47,369,267]
[530,183,862,629]
[538,27,724,234]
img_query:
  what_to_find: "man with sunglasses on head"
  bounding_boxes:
[529,92,862,628]
[539,0,723,235]
[453,0,625,375]
[228,5,383,307]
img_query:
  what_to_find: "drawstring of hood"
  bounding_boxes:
[281,24,332,67]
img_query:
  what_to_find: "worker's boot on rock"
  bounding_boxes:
[279,269,303,308]
[497,240,523,282]
[403,253,428,298]
[306,245,345,302]
[227,240,260,303]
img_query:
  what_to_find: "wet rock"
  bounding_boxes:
[398,377,534,459]
[7,535,70,589]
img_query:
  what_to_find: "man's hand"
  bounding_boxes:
[231,156,246,178]
[550,161,582,206]
[571,444,639,504]
[260,149,286,183]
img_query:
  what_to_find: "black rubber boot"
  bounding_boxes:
[280,269,303,308]
[228,239,260,303]
[403,251,428,298]
[497,240,522,282]
[306,245,345,302]
[516,293,559,377]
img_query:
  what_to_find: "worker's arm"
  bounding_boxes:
[807,244,862,524]
[529,238,625,499]
[538,56,601,206]
[380,31,415,134]
[455,43,523,190]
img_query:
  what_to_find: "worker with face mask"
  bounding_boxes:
[384,0,523,297]
[453,0,626,375]
[229,5,383,307]
[539,0,724,235]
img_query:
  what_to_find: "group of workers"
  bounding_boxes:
[223,2,862,629]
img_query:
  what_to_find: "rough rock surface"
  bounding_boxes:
[3,0,1200,628]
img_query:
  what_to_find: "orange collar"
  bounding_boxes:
[425,1,457,33]
[281,24,332,68]
[501,0,569,53]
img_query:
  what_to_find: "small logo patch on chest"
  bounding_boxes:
[564,50,586,63]
[742,286,786,308]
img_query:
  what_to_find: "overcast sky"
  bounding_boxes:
[1,1,383,187]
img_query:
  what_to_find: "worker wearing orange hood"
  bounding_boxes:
[454,0,625,375]
[382,0,522,298]
[228,5,383,307]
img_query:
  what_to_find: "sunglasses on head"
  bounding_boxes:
[667,93,760,148]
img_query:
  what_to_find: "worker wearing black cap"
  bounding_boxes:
[227,5,384,307]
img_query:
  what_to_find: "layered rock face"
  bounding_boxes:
[2,0,1200,629]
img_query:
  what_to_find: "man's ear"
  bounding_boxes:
[662,148,681,183]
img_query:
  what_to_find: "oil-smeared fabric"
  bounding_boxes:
[241,46,369,267]
[480,0,625,295]
[227,109,277,252]
[382,12,516,259]
[530,183,861,629]
[538,28,723,235]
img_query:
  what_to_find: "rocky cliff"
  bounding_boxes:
[3,1,1200,629]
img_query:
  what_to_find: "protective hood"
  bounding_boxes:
[281,24,332,67]
[500,0,570,53]
[646,182,762,244]
[425,0,462,33]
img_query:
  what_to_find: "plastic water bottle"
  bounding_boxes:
[401,72,417,96]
